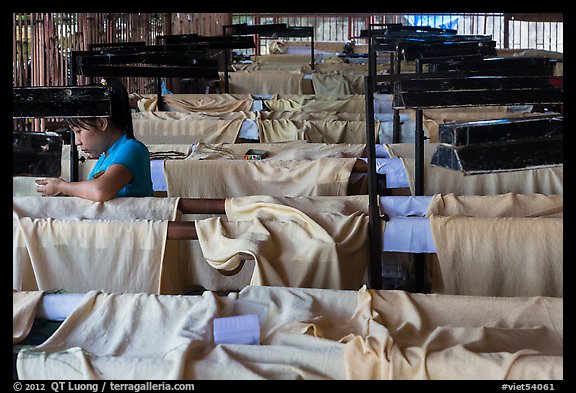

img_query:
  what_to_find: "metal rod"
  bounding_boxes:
[223,25,230,93]
[167,221,197,240]
[156,77,162,110]
[365,29,383,290]
[414,58,424,196]
[69,51,78,182]
[392,49,402,143]
[413,59,426,293]
[177,198,226,214]
[310,29,315,70]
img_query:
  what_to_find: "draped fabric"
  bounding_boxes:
[16,286,562,380]
[196,202,369,289]
[224,70,310,95]
[135,94,254,112]
[428,215,562,297]
[13,197,181,294]
[13,290,44,344]
[165,158,356,199]
[132,117,243,144]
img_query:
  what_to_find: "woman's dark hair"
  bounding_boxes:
[66,78,135,139]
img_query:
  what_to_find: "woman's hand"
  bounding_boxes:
[35,178,65,196]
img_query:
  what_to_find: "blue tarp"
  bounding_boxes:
[403,14,460,31]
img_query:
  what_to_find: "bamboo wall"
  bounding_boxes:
[13,13,232,93]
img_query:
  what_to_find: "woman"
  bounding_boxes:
[36,79,153,201]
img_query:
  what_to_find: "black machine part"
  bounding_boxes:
[13,131,63,177]
[431,115,563,175]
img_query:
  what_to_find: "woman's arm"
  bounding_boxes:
[36,164,132,202]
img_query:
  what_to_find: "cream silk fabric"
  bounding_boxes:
[426,193,563,218]
[385,143,563,196]
[253,54,313,64]
[132,117,243,144]
[311,73,366,96]
[165,158,356,198]
[189,142,367,161]
[164,158,358,292]
[258,119,377,144]
[13,290,44,344]
[13,197,181,294]
[176,195,370,293]
[264,94,366,113]
[16,286,562,380]
[428,215,562,297]
[226,195,370,217]
[195,198,369,289]
[339,288,563,379]
[12,196,180,223]
[136,93,254,112]
[425,193,563,297]
[233,62,306,72]
[132,110,251,121]
[13,217,170,294]
[257,110,364,121]
[225,70,308,95]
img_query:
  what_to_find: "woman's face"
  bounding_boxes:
[72,120,107,159]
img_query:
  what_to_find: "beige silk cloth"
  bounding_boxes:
[13,290,44,344]
[176,195,369,293]
[225,70,307,95]
[385,143,563,196]
[232,62,306,72]
[164,158,355,291]
[272,41,368,56]
[226,195,370,216]
[257,118,306,142]
[253,54,313,64]
[189,141,367,161]
[424,193,563,297]
[264,94,366,113]
[136,93,254,112]
[257,110,364,121]
[132,110,251,121]
[258,119,377,144]
[311,72,366,96]
[16,286,562,380]
[314,63,388,74]
[333,288,561,379]
[13,196,180,221]
[132,117,243,144]
[164,158,356,198]
[13,197,182,294]
[426,193,563,218]
[195,198,370,289]
[16,287,351,380]
[428,215,562,297]
[164,154,358,292]
[147,144,194,160]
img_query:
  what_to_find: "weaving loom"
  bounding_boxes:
[363,23,563,290]
[222,23,315,93]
